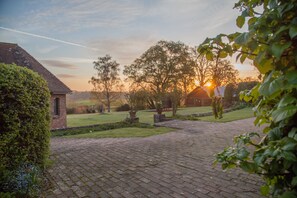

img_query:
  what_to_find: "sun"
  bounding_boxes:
[205,82,212,87]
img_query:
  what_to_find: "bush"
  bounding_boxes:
[115,104,130,112]
[0,64,50,195]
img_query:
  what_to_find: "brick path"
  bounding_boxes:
[45,118,264,197]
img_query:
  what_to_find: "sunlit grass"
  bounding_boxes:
[199,107,254,122]
[67,106,212,127]
[67,127,174,138]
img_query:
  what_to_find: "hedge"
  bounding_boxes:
[0,63,50,194]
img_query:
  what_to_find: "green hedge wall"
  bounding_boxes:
[0,63,50,179]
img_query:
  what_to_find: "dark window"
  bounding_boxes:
[54,98,60,116]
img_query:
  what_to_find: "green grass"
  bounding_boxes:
[67,127,174,138]
[199,107,254,122]
[67,106,212,127]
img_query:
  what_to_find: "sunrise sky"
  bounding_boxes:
[0,0,258,91]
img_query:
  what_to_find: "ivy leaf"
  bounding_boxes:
[271,42,292,59]
[271,106,297,123]
[289,25,297,39]
[236,16,245,28]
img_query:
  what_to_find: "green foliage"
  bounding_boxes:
[115,104,130,112]
[0,63,50,195]
[90,55,123,112]
[199,0,297,196]
[212,97,223,119]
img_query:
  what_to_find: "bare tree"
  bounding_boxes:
[192,48,212,87]
[89,55,123,112]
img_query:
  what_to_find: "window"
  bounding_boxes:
[54,98,60,116]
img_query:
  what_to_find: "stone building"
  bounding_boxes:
[0,42,71,129]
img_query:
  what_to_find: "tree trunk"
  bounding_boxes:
[106,91,111,112]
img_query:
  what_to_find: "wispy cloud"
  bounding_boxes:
[40,59,78,69]
[56,74,76,78]
[88,34,158,65]
[8,0,144,33]
[0,26,98,50]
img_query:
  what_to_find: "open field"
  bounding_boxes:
[67,106,212,127]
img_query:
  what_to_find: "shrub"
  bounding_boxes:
[115,104,130,112]
[0,63,50,194]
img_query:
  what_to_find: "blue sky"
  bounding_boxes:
[0,0,258,91]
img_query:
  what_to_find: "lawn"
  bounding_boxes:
[67,106,212,127]
[67,127,173,138]
[199,107,254,122]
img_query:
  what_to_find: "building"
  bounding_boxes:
[0,42,71,129]
[185,87,212,107]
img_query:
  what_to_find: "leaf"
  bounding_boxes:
[268,77,283,96]
[260,185,270,196]
[282,151,297,162]
[236,16,245,28]
[234,32,249,45]
[240,161,258,173]
[268,128,282,140]
[278,95,297,108]
[289,25,297,39]
[271,42,292,59]
[292,176,297,186]
[271,105,297,123]
[282,141,297,151]
[285,71,297,84]
[206,51,214,61]
[279,191,297,198]
[219,51,228,58]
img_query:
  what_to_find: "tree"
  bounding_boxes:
[199,0,297,196]
[209,58,239,87]
[124,40,193,116]
[191,47,212,87]
[90,55,122,112]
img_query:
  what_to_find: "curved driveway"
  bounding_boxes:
[45,118,264,198]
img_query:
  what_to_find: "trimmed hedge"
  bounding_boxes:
[0,63,50,193]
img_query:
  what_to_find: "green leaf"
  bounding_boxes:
[268,128,282,140]
[292,176,297,186]
[279,191,297,198]
[289,25,297,39]
[268,77,283,96]
[240,161,258,173]
[206,51,214,61]
[236,16,245,28]
[234,32,249,45]
[285,71,297,84]
[260,185,270,196]
[282,151,297,162]
[271,42,292,59]
[219,51,228,58]
[282,141,297,151]
[278,95,297,108]
[271,105,297,123]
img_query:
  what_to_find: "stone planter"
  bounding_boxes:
[154,114,166,123]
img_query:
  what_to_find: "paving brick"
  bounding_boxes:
[45,118,264,197]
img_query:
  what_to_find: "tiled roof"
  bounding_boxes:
[0,42,71,94]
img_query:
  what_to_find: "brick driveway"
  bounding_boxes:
[45,118,264,198]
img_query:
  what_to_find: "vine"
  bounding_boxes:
[198,0,297,197]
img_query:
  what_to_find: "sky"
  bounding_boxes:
[0,0,258,91]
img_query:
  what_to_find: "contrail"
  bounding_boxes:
[0,26,98,51]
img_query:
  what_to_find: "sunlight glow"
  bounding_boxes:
[205,82,212,87]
